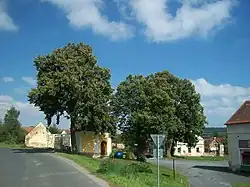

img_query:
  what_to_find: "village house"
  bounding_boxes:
[75,131,112,158]
[174,136,205,157]
[24,122,54,148]
[225,100,250,172]
[203,137,225,156]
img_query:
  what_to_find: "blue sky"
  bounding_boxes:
[0,0,249,128]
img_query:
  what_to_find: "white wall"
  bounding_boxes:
[104,133,112,156]
[227,123,250,170]
[25,123,50,148]
[174,136,204,157]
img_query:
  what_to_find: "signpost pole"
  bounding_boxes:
[157,135,160,187]
[150,134,166,187]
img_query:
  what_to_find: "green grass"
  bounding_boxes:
[233,183,250,187]
[57,153,189,187]
[0,142,26,148]
[166,155,228,161]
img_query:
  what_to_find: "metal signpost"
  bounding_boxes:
[150,134,166,187]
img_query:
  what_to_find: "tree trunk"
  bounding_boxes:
[166,138,173,158]
[70,118,77,153]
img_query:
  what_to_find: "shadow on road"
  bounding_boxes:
[193,165,250,177]
[11,148,55,154]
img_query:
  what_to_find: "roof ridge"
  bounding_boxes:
[225,100,250,125]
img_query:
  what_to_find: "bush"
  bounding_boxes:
[125,151,136,160]
[137,155,147,162]
[98,159,124,174]
[130,162,152,173]
[98,158,152,178]
[109,148,119,158]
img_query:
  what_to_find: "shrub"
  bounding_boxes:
[125,151,136,160]
[130,162,152,173]
[120,164,137,178]
[137,155,147,162]
[98,158,152,178]
[98,159,124,174]
[109,148,119,158]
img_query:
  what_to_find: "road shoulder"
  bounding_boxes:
[51,153,109,187]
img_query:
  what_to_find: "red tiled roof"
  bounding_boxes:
[225,100,250,125]
[23,127,34,133]
[204,137,225,144]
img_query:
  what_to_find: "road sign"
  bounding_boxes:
[150,134,165,146]
[153,148,164,159]
[150,134,166,187]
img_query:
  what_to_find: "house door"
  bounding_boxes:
[241,151,250,165]
[101,141,107,156]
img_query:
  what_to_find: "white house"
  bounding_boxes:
[24,122,54,148]
[174,136,204,157]
[225,100,250,172]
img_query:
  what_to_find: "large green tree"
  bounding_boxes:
[112,71,206,157]
[112,74,176,158]
[154,71,206,156]
[0,107,26,143]
[28,43,116,152]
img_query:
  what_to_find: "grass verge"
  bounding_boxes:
[0,142,26,149]
[166,155,228,161]
[233,183,250,187]
[57,153,189,187]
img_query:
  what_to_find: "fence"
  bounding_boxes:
[54,134,72,152]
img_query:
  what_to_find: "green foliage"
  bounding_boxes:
[137,155,147,162]
[98,159,152,178]
[0,107,26,144]
[130,162,152,173]
[48,123,61,134]
[112,133,123,144]
[109,148,119,158]
[125,151,136,160]
[28,42,116,152]
[112,70,207,157]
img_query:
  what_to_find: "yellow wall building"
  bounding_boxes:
[75,131,112,158]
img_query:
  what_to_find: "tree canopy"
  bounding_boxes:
[0,107,26,144]
[48,123,61,134]
[28,42,116,152]
[112,71,206,157]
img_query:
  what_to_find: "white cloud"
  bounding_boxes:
[2,76,14,83]
[0,95,69,128]
[0,1,18,31]
[192,78,250,126]
[41,0,134,40]
[39,0,237,42]
[129,0,235,42]
[21,77,37,86]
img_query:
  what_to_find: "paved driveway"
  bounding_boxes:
[0,148,108,187]
[148,159,250,187]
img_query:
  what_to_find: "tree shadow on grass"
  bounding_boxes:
[11,148,55,154]
[193,165,250,177]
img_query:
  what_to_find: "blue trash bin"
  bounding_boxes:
[114,151,123,159]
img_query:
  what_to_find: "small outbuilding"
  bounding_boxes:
[225,100,250,172]
[75,131,112,158]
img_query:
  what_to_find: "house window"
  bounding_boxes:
[178,147,181,153]
[188,147,191,153]
[239,140,250,148]
[196,147,200,153]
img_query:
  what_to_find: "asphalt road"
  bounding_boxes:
[0,148,108,187]
[149,159,250,187]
